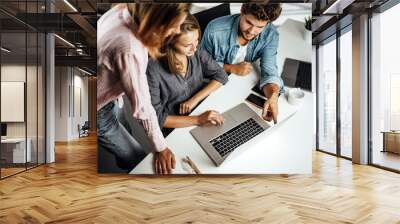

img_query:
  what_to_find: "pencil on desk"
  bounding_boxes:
[181,157,194,174]
[185,156,201,174]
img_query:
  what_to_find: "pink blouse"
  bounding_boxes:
[97,5,167,152]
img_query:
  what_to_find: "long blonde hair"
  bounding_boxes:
[126,3,190,58]
[161,14,201,74]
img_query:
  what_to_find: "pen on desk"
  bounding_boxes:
[181,158,194,174]
[185,156,201,174]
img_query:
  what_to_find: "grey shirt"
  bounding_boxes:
[147,49,229,135]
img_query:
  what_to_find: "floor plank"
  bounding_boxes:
[1,135,400,223]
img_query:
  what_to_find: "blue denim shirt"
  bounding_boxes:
[200,14,284,94]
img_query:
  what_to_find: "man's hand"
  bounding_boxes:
[262,83,280,123]
[196,110,224,126]
[154,148,176,174]
[225,62,252,76]
[179,98,199,115]
[262,95,279,124]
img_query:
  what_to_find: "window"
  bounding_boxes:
[0,0,47,179]
[317,37,337,155]
[390,74,400,130]
[340,29,352,158]
[370,2,400,171]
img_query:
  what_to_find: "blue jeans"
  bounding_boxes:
[97,101,147,172]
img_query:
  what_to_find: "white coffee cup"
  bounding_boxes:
[287,88,304,106]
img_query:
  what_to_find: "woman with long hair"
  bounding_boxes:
[97,3,190,174]
[147,14,229,136]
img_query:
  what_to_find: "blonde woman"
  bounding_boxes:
[147,15,228,136]
[97,3,190,174]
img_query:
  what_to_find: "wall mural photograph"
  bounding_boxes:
[96,2,313,175]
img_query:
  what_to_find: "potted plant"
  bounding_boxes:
[304,16,312,43]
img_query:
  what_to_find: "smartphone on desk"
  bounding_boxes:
[246,93,266,109]
[251,85,264,96]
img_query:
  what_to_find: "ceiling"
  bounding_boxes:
[0,0,96,74]
[1,0,394,73]
[311,0,391,44]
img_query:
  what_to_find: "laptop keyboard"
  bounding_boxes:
[209,118,264,157]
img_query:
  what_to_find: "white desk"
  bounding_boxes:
[130,69,313,174]
[130,17,313,174]
[1,138,32,163]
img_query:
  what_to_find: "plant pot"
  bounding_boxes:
[303,30,312,44]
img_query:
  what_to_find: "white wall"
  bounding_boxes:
[1,66,26,129]
[1,65,26,140]
[71,73,89,138]
[54,67,89,141]
[55,66,69,141]
[1,65,43,137]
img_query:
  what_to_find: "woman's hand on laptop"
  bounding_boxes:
[196,110,224,126]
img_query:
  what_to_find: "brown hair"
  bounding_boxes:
[161,14,201,75]
[127,3,191,58]
[241,3,282,22]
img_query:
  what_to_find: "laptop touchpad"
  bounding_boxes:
[194,113,237,139]
[226,103,257,123]
[223,113,238,127]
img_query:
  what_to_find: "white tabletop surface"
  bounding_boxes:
[130,69,313,174]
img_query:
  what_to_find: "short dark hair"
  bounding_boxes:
[241,3,282,22]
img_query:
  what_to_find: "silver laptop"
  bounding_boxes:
[190,103,280,166]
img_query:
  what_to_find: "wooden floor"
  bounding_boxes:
[1,136,400,224]
[1,167,26,178]
[373,150,400,171]
[1,163,45,178]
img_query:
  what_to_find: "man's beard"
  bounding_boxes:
[241,30,255,41]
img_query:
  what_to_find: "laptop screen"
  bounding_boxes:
[281,58,312,91]
[1,123,7,137]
